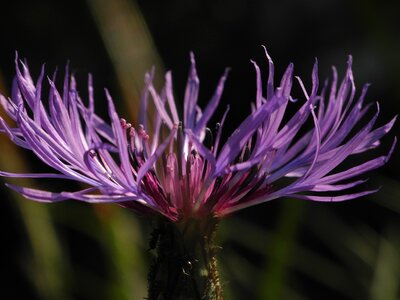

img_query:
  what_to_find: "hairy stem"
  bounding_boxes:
[147,217,223,300]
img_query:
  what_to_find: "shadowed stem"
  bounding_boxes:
[147,217,223,300]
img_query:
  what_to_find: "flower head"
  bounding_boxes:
[0,50,396,221]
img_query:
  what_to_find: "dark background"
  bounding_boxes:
[0,0,399,299]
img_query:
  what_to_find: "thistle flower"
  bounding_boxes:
[0,50,396,222]
[0,50,396,300]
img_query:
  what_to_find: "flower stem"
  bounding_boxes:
[147,217,223,300]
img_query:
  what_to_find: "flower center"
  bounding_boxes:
[120,119,273,221]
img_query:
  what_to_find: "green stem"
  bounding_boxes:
[147,217,223,300]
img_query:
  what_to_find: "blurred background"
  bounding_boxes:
[0,0,399,299]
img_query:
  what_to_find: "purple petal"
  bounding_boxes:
[184,52,200,130]
[215,94,287,176]
[6,183,69,202]
[105,89,136,186]
[194,68,229,135]
[0,171,72,179]
[290,188,379,202]
[165,71,180,124]
[137,126,177,190]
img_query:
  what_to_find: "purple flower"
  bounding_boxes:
[0,50,396,222]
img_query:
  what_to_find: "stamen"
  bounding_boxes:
[129,127,135,137]
[264,149,276,177]
[120,118,127,129]
[215,122,221,133]
[138,124,145,135]
[138,124,147,154]
[201,151,208,179]
[89,150,97,158]
[186,140,192,176]
[128,127,136,154]
[143,134,151,159]
[176,121,183,178]
[238,166,259,190]
[204,127,213,149]
[238,144,251,163]
[130,151,141,169]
